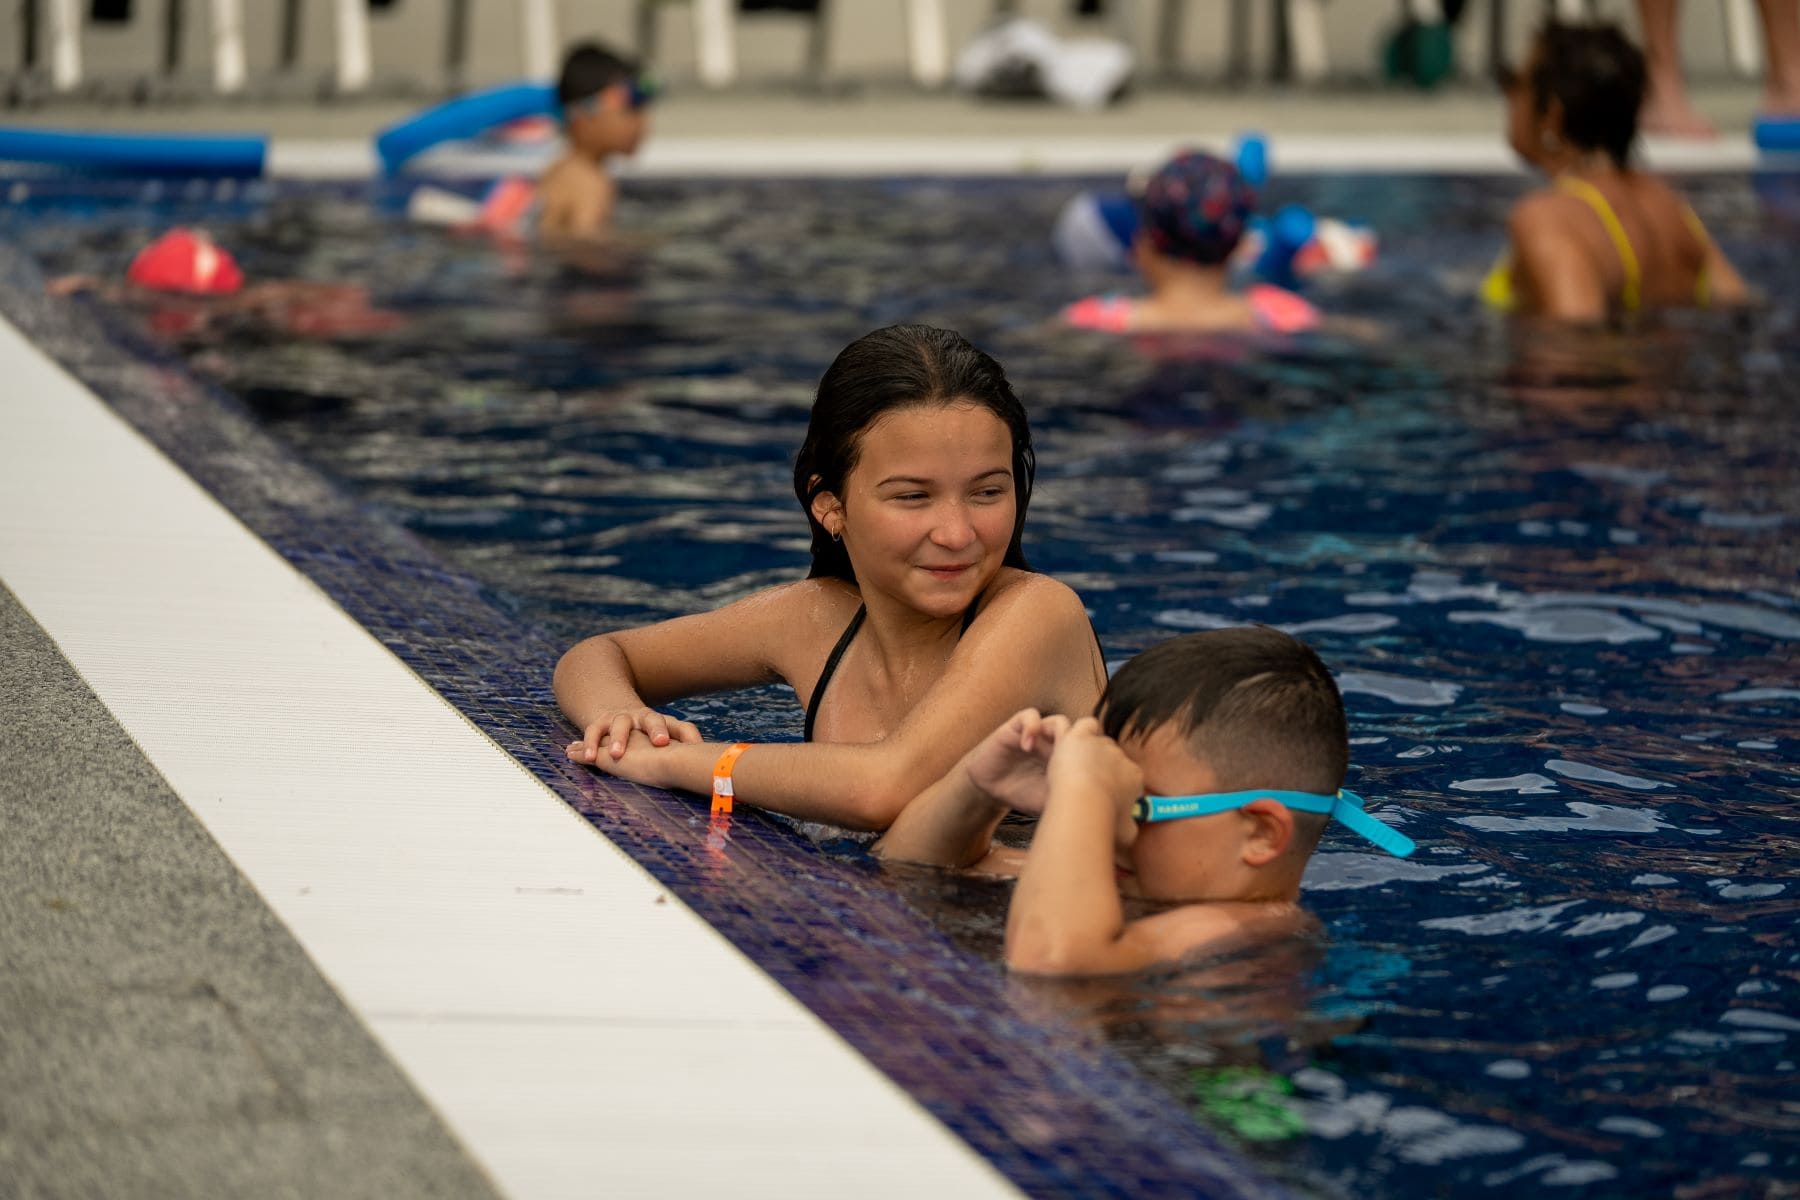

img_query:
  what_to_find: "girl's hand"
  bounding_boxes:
[1046,717,1142,849]
[963,708,1071,815]
[582,729,686,788]
[566,707,702,765]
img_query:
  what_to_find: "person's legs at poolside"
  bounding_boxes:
[1636,0,1718,137]
[1759,0,1800,116]
[1639,0,1800,136]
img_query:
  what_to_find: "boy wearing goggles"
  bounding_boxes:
[875,625,1413,976]
[538,42,655,239]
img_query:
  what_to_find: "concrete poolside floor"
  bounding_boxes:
[0,79,1769,141]
[0,584,501,1200]
[0,81,1771,176]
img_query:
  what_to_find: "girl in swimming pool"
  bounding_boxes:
[1063,151,1321,337]
[1486,20,1749,322]
[554,324,1108,831]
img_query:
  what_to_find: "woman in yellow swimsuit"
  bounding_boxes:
[1486,21,1749,322]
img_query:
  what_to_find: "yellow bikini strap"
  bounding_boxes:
[1680,203,1713,306]
[1556,176,1642,312]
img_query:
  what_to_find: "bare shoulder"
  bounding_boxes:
[542,155,606,195]
[1127,900,1309,965]
[1507,188,1579,238]
[755,576,863,628]
[621,577,859,647]
[1628,172,1690,209]
[725,579,864,663]
[975,569,1091,630]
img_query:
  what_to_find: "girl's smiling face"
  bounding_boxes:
[815,402,1017,619]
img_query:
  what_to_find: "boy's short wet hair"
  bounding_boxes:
[557,41,638,110]
[1099,625,1348,796]
[1529,21,1645,167]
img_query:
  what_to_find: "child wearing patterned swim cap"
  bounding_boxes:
[1138,150,1258,267]
[1064,150,1318,337]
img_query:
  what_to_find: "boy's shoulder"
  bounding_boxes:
[1122,899,1313,969]
[1006,897,1312,976]
[541,152,611,189]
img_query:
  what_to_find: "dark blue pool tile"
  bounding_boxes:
[0,253,1295,1200]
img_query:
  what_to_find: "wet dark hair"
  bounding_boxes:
[1527,21,1645,166]
[1099,625,1348,796]
[557,42,637,110]
[793,324,1035,584]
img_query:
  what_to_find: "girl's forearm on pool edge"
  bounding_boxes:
[553,635,647,727]
[651,740,917,831]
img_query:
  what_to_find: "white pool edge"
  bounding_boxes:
[0,311,1022,1200]
[267,132,1764,179]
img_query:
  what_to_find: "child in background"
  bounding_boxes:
[48,227,404,341]
[538,42,653,239]
[874,626,1414,976]
[1063,151,1320,336]
[1485,21,1748,321]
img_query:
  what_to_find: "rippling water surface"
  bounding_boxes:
[12,171,1798,1196]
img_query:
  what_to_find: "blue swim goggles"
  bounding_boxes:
[1132,788,1416,858]
[571,74,659,114]
[627,74,660,109]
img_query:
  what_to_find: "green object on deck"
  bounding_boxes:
[1384,21,1456,89]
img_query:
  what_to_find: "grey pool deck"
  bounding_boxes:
[0,585,501,1200]
[0,81,1771,174]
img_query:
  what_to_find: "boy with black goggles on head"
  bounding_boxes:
[875,625,1413,977]
[537,42,656,240]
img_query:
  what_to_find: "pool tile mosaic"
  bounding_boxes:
[0,251,1291,1199]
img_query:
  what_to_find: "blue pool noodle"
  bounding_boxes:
[375,81,558,174]
[1754,115,1800,153]
[1234,132,1269,187]
[0,127,265,176]
[1255,204,1317,289]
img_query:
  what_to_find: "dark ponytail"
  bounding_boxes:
[793,324,1035,583]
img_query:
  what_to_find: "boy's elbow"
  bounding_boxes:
[1004,922,1095,977]
[1004,939,1087,977]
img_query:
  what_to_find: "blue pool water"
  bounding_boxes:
[8,171,1798,1197]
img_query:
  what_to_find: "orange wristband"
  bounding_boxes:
[711,742,751,814]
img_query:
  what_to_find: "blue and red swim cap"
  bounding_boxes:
[1137,151,1257,266]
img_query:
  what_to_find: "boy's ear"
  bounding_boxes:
[810,488,844,537]
[1237,798,1294,867]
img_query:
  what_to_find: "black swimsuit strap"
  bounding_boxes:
[803,605,867,743]
[801,596,989,742]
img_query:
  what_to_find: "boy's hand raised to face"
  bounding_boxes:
[1046,717,1143,852]
[963,708,1072,816]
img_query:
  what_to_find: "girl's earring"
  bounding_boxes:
[831,528,842,543]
